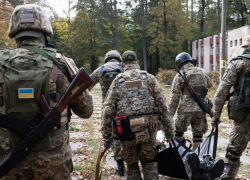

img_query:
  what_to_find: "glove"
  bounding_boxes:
[211,117,220,127]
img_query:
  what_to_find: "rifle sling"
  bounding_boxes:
[181,67,195,90]
[237,59,250,81]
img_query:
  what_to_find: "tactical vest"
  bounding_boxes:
[182,67,207,95]
[116,71,156,117]
[101,62,122,101]
[0,47,70,150]
[228,54,250,121]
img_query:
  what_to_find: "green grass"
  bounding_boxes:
[69,126,81,132]
[238,164,250,179]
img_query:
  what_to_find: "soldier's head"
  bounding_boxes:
[175,52,193,69]
[8,4,53,41]
[121,50,139,67]
[241,35,250,49]
[104,50,122,63]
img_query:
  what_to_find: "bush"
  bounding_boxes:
[156,68,177,85]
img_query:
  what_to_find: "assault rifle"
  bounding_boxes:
[176,69,213,118]
[0,67,93,178]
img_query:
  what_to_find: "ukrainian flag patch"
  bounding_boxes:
[18,88,34,99]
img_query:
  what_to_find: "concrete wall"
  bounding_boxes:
[192,25,250,72]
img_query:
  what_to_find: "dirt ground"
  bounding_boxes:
[69,83,250,180]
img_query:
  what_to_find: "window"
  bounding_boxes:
[240,38,242,45]
[216,43,220,54]
[235,40,237,46]
[226,41,228,53]
[196,49,199,57]
[201,46,204,56]
[210,44,213,55]
[230,41,233,47]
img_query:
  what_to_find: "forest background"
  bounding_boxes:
[1,0,250,75]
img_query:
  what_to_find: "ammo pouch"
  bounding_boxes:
[228,95,250,121]
[130,117,149,143]
[113,116,134,141]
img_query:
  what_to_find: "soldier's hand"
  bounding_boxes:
[211,117,221,127]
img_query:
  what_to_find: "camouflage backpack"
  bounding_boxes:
[101,62,122,100]
[0,46,70,150]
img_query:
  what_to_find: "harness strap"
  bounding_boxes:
[237,58,250,81]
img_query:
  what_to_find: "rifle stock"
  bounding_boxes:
[176,69,213,118]
[0,67,93,178]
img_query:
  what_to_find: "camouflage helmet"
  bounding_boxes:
[104,50,122,63]
[8,4,53,38]
[241,35,250,48]
[175,52,193,68]
[122,50,137,62]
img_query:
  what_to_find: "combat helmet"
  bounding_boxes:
[8,4,53,38]
[104,50,122,63]
[175,52,193,68]
[241,36,250,48]
[122,50,137,62]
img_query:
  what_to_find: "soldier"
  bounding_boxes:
[211,44,250,180]
[169,52,213,151]
[88,50,124,176]
[101,50,174,180]
[241,35,250,50]
[0,4,93,180]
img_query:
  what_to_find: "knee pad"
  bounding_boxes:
[127,162,139,170]
[225,145,241,161]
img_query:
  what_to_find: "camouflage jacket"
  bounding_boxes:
[0,37,93,119]
[101,63,174,139]
[89,59,122,103]
[169,62,213,115]
[213,59,247,119]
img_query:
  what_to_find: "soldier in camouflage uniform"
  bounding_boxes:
[211,46,250,180]
[0,4,93,180]
[169,52,213,151]
[241,35,250,49]
[101,50,174,180]
[88,50,124,176]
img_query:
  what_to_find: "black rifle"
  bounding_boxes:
[176,69,213,118]
[0,67,93,178]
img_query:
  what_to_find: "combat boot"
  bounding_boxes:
[201,158,224,180]
[184,152,202,180]
[116,159,125,176]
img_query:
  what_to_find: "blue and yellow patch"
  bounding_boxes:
[18,88,34,99]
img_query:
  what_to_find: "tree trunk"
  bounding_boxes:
[141,0,147,71]
[114,0,119,50]
[110,0,115,48]
[68,0,72,58]
[200,0,205,35]
[217,0,220,31]
[163,1,167,70]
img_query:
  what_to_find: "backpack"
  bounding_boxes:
[101,62,122,101]
[0,46,70,150]
[228,54,250,122]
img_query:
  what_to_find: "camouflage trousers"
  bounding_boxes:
[175,111,208,151]
[111,139,122,160]
[223,120,250,180]
[0,131,72,180]
[120,130,159,180]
